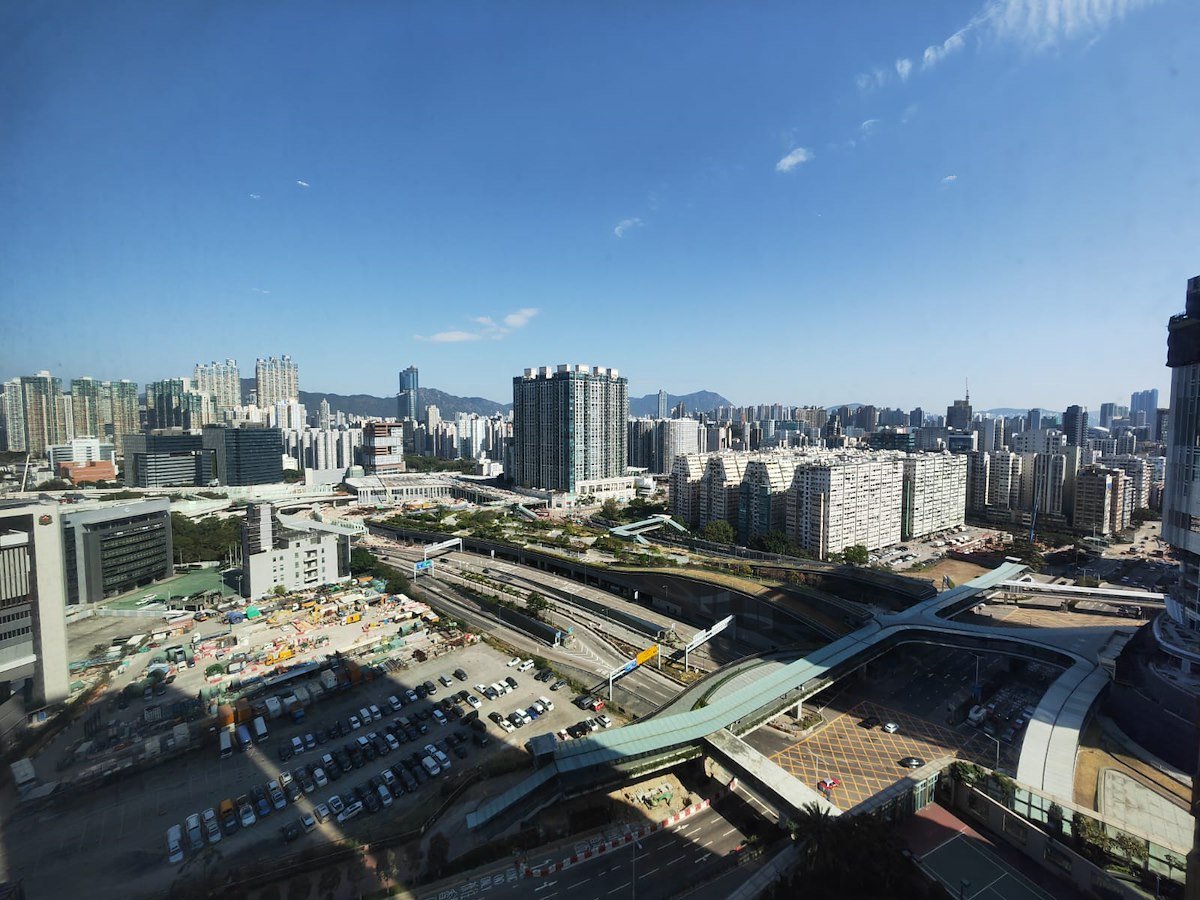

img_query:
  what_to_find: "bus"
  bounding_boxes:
[219,730,233,759]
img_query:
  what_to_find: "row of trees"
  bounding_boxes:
[348,547,412,595]
[171,513,240,564]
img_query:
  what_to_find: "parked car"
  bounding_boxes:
[185,813,204,851]
[201,807,222,844]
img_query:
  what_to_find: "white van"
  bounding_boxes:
[516,659,535,672]
[376,784,393,808]
[537,695,554,712]
[421,755,441,777]
[166,824,184,864]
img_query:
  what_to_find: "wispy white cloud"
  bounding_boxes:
[416,308,540,343]
[941,174,959,184]
[503,308,539,329]
[420,330,481,343]
[249,193,261,200]
[296,180,310,188]
[860,118,880,136]
[251,288,271,294]
[775,147,814,173]
[862,0,1163,85]
[613,217,643,238]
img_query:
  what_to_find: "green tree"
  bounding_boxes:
[1008,535,1046,571]
[37,478,72,491]
[1131,507,1160,525]
[171,513,241,563]
[701,520,735,544]
[841,544,869,565]
[282,469,305,484]
[1113,832,1148,871]
[600,498,621,521]
[526,591,550,618]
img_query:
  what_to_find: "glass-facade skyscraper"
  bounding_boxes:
[398,366,419,421]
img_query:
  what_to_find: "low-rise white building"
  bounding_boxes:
[241,503,350,599]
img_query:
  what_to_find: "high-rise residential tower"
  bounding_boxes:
[255,356,299,408]
[398,366,420,421]
[19,372,68,457]
[512,364,628,494]
[657,389,668,420]
[194,359,242,410]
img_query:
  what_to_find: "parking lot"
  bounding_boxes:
[766,701,996,808]
[7,641,615,900]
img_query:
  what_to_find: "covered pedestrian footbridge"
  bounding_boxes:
[467,561,1138,829]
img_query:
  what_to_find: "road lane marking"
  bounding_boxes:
[608,883,630,895]
[721,828,736,837]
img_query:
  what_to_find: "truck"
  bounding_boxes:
[234,698,252,724]
[282,694,305,723]
[217,705,235,731]
[345,660,363,685]
[320,669,338,692]
[252,715,269,743]
[225,610,246,625]
[293,685,311,707]
[307,681,326,703]
[264,696,283,720]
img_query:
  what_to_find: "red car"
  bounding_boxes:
[818,778,841,791]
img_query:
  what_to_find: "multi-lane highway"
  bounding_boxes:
[373,547,685,712]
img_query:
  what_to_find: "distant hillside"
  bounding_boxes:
[629,390,731,417]
[238,378,509,418]
[825,403,866,412]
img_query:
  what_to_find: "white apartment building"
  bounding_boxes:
[1010,429,1066,455]
[241,503,349,599]
[738,455,800,541]
[1098,454,1152,512]
[698,454,748,529]
[786,455,904,560]
[193,360,241,410]
[669,454,706,526]
[966,451,990,513]
[902,453,967,540]
[987,451,1023,511]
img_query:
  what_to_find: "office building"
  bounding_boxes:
[61,499,173,605]
[240,503,350,599]
[787,455,904,560]
[122,432,215,487]
[47,437,115,470]
[0,500,70,705]
[909,408,924,428]
[255,356,299,408]
[902,453,967,540]
[1072,466,1128,536]
[398,366,420,421]
[202,426,283,486]
[1062,405,1088,447]
[1099,403,1117,430]
[193,360,242,411]
[362,422,407,474]
[1160,276,1200,683]
[1027,408,1043,432]
[1130,388,1159,428]
[511,365,628,495]
[946,396,973,431]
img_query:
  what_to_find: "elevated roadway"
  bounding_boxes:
[467,561,1141,829]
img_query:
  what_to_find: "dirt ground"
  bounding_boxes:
[911,558,990,588]
[1073,719,1190,811]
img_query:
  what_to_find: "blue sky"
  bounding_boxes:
[2,1,1197,412]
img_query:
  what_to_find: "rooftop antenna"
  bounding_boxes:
[965,377,970,405]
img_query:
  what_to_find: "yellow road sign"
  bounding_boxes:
[635,644,659,666]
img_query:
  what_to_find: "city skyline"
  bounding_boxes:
[4,3,1195,407]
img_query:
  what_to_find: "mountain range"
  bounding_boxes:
[238,378,730,420]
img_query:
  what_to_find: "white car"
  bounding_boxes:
[349,714,362,730]
[299,812,317,833]
[201,807,222,844]
[506,657,521,668]
[166,824,184,864]
[268,780,287,810]
[312,767,328,788]
[387,694,403,712]
[313,803,331,823]
[597,714,613,728]
[466,695,481,710]
[432,709,447,725]
[385,733,400,751]
[336,801,363,824]
[883,722,900,734]
[185,813,204,851]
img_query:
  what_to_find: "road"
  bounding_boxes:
[412,576,682,713]
[415,802,750,900]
